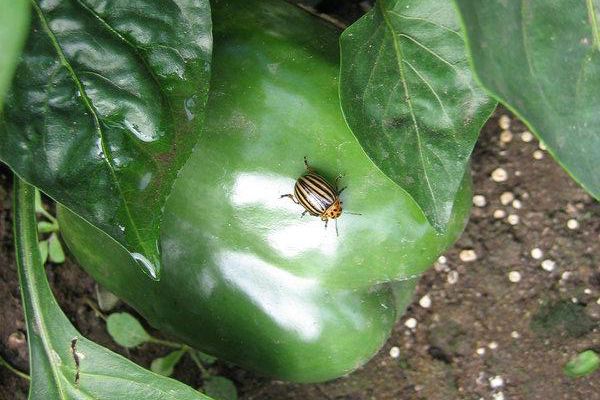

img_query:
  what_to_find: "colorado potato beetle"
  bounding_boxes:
[280,157,359,235]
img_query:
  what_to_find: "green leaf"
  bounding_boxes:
[38,240,48,265]
[106,312,152,348]
[0,0,212,280]
[564,350,600,377]
[34,189,44,215]
[37,221,57,233]
[454,0,600,201]
[0,0,29,108]
[48,232,65,263]
[150,349,186,376]
[195,351,217,365]
[340,0,495,232]
[203,376,238,400]
[13,178,213,400]
[95,284,120,312]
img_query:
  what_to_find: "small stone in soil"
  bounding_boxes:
[498,115,511,129]
[404,318,417,329]
[491,168,508,182]
[567,218,579,229]
[521,131,534,142]
[531,248,543,259]
[500,191,514,205]
[533,150,544,159]
[512,199,522,209]
[500,130,513,143]
[459,249,478,262]
[476,347,486,355]
[473,195,487,207]
[419,294,432,308]
[447,270,459,284]
[493,392,505,400]
[541,259,556,272]
[489,375,504,389]
[508,271,522,283]
[561,271,572,280]
[511,331,521,339]
[488,341,499,350]
[539,141,547,150]
[507,214,520,225]
[389,346,400,358]
[493,209,507,219]
[438,255,447,264]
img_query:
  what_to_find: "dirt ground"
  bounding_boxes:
[1,5,600,400]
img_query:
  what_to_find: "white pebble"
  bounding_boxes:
[499,130,513,143]
[447,270,459,285]
[512,199,522,209]
[438,255,447,264]
[539,141,547,150]
[572,297,579,304]
[498,115,511,130]
[531,248,543,259]
[500,191,514,205]
[541,259,556,272]
[488,341,499,350]
[521,131,534,142]
[493,392,505,400]
[473,195,487,207]
[489,375,504,389]
[459,249,478,262]
[476,347,486,355]
[491,168,508,182]
[507,214,520,225]
[511,331,521,339]
[561,271,572,280]
[567,219,579,229]
[508,271,522,283]
[584,288,592,295]
[533,150,544,159]
[404,318,417,329]
[419,294,432,309]
[389,346,400,358]
[596,297,600,305]
[493,209,506,219]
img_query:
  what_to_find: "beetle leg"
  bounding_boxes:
[324,218,328,229]
[303,156,316,173]
[301,210,309,218]
[337,186,347,195]
[280,193,299,204]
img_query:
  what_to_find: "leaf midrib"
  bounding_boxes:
[377,1,439,219]
[32,1,149,256]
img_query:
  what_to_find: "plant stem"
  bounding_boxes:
[147,337,184,349]
[188,349,210,378]
[0,353,30,381]
[83,297,107,321]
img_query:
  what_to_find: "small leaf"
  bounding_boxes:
[0,0,29,108]
[204,376,238,400]
[106,312,151,348]
[34,189,44,215]
[1,0,213,280]
[37,221,56,233]
[340,0,495,232]
[38,240,48,265]
[151,349,186,377]
[564,350,600,377]
[47,232,65,263]
[454,0,600,201]
[195,351,217,365]
[13,178,214,400]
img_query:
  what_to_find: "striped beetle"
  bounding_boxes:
[280,157,358,235]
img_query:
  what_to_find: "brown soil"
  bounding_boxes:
[2,104,599,399]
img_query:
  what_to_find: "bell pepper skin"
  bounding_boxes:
[57,0,471,382]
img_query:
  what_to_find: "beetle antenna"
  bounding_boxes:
[345,211,362,215]
[335,218,339,236]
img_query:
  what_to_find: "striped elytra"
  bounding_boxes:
[280,157,346,232]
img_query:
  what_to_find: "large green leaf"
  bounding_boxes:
[0,0,29,108]
[1,0,212,279]
[13,177,213,400]
[454,0,600,200]
[340,0,495,232]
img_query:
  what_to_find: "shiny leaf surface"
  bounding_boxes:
[454,0,600,200]
[340,0,495,232]
[1,0,212,279]
[0,0,29,107]
[13,178,213,399]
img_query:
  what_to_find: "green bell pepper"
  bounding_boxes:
[57,0,471,382]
